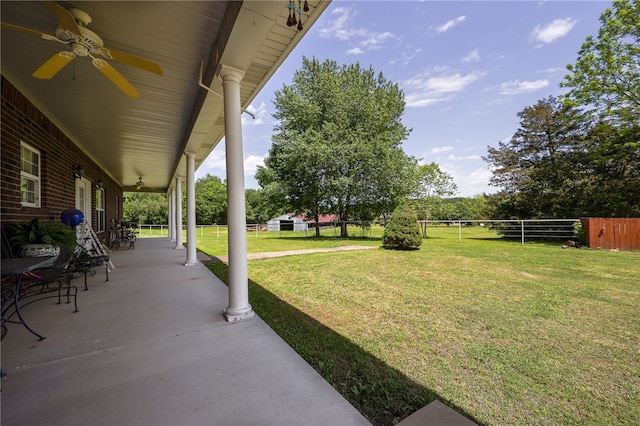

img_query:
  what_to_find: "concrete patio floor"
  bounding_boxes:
[1,238,370,426]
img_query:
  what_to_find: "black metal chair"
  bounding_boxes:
[68,251,110,291]
[14,247,79,313]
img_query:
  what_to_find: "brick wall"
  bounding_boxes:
[1,77,122,241]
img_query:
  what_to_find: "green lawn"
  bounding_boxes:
[203,226,638,425]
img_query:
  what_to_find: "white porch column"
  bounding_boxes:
[218,65,254,321]
[169,186,177,242]
[185,152,197,266]
[167,192,171,240]
[174,176,184,250]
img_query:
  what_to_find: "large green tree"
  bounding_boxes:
[245,188,280,225]
[560,0,640,217]
[409,162,457,236]
[256,56,416,237]
[561,0,640,124]
[123,192,168,224]
[195,174,227,224]
[484,96,592,218]
[579,122,640,216]
[431,196,489,221]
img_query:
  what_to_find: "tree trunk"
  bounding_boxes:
[314,212,321,237]
[421,210,429,238]
[340,221,348,238]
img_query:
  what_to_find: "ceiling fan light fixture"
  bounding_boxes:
[71,42,89,56]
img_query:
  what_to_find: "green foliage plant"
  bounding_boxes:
[573,220,587,245]
[195,174,227,224]
[410,162,457,237]
[9,218,77,250]
[382,201,422,250]
[561,0,640,124]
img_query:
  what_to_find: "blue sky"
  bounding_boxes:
[196,0,610,197]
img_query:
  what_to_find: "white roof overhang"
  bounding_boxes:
[1,1,329,193]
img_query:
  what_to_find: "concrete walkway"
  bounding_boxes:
[209,245,378,263]
[1,238,370,426]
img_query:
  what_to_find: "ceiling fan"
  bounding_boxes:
[132,176,158,191]
[1,1,163,98]
[135,176,146,190]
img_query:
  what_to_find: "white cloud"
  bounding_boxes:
[538,67,564,75]
[468,167,493,186]
[389,47,423,66]
[431,146,454,154]
[362,32,394,48]
[531,17,577,43]
[243,102,268,125]
[244,154,266,177]
[462,49,481,63]
[466,167,494,193]
[318,6,356,40]
[346,47,365,55]
[403,69,486,107]
[499,79,549,95]
[440,164,494,197]
[199,151,265,179]
[319,6,395,54]
[435,15,466,33]
[203,150,226,171]
[448,154,482,161]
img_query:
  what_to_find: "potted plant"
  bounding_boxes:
[8,219,78,262]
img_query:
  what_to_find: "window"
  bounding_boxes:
[20,142,40,207]
[96,187,105,232]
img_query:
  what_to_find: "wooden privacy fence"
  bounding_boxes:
[581,218,640,251]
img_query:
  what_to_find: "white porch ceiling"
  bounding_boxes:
[1,1,329,192]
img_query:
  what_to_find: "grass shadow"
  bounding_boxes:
[207,262,481,426]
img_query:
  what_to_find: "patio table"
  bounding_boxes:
[2,256,56,341]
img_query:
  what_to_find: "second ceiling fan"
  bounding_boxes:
[1,1,163,98]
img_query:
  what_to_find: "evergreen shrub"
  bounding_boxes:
[382,201,422,250]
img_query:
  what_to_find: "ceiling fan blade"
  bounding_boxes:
[45,0,81,37]
[2,22,68,44]
[92,58,140,98]
[32,51,75,79]
[99,46,163,76]
[2,22,45,38]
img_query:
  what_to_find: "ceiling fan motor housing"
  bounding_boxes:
[68,8,92,26]
[54,9,103,57]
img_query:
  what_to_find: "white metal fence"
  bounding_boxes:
[420,219,578,244]
[136,219,580,245]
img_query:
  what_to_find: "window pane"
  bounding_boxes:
[21,177,35,204]
[20,146,39,175]
[20,143,40,207]
[96,188,105,232]
[96,189,104,209]
[31,151,39,175]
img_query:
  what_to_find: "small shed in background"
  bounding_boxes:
[267,214,308,232]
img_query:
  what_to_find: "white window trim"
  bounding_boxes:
[20,141,41,207]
